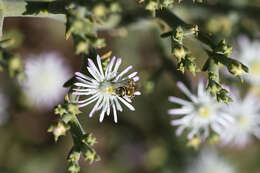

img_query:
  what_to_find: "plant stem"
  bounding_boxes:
[156,8,217,49]
[208,58,219,82]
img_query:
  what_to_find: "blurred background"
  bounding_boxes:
[0,0,260,173]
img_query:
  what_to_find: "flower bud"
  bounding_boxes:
[82,133,97,146]
[145,2,158,11]
[48,122,70,142]
[173,46,186,62]
[187,136,201,150]
[75,41,88,55]
[83,150,99,163]
[68,104,81,115]
[228,63,244,78]
[206,81,221,96]
[175,26,184,41]
[54,104,67,116]
[215,40,232,57]
[68,163,80,173]
[68,148,81,163]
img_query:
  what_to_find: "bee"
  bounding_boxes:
[116,79,138,99]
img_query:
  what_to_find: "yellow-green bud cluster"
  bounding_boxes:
[201,39,248,103]
[50,94,99,173]
[48,121,70,142]
[65,1,120,55]
[140,0,203,12]
[212,40,248,80]
[0,39,25,81]
[205,63,233,104]
[67,147,81,173]
[170,26,200,76]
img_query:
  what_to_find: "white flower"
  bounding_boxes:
[220,93,260,148]
[73,55,141,123]
[186,148,235,173]
[22,52,71,109]
[168,81,233,140]
[233,35,260,85]
[0,92,8,125]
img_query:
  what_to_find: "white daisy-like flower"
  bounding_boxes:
[233,35,260,85]
[22,52,71,109]
[186,148,235,173]
[73,55,141,123]
[0,92,8,125]
[220,93,260,148]
[168,81,233,140]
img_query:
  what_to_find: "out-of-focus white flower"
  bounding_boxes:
[73,55,140,123]
[233,35,260,85]
[22,52,71,109]
[220,93,260,148]
[168,81,233,140]
[0,92,8,125]
[186,148,235,173]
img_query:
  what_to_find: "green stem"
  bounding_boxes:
[156,8,217,49]
[208,58,219,82]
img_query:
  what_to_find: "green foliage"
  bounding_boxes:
[49,94,99,173]
[159,10,248,103]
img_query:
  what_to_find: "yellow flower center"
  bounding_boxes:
[238,115,249,127]
[106,86,115,94]
[199,107,211,118]
[251,61,260,75]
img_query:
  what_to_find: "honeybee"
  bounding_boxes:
[116,79,138,99]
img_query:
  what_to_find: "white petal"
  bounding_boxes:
[117,96,135,111]
[99,108,106,122]
[133,76,139,82]
[114,65,133,81]
[114,97,123,112]
[88,58,103,76]
[72,90,97,95]
[96,55,105,78]
[134,91,141,95]
[78,93,99,104]
[105,56,116,77]
[73,88,95,92]
[113,58,122,74]
[176,126,186,136]
[177,82,198,103]
[89,96,103,117]
[128,72,138,78]
[78,95,99,108]
[87,67,102,82]
[106,97,111,116]
[112,100,118,123]
[168,96,191,105]
[168,108,192,115]
[75,72,98,83]
[74,82,98,89]
[171,119,184,126]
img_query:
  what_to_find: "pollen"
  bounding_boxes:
[199,107,211,118]
[106,86,115,94]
